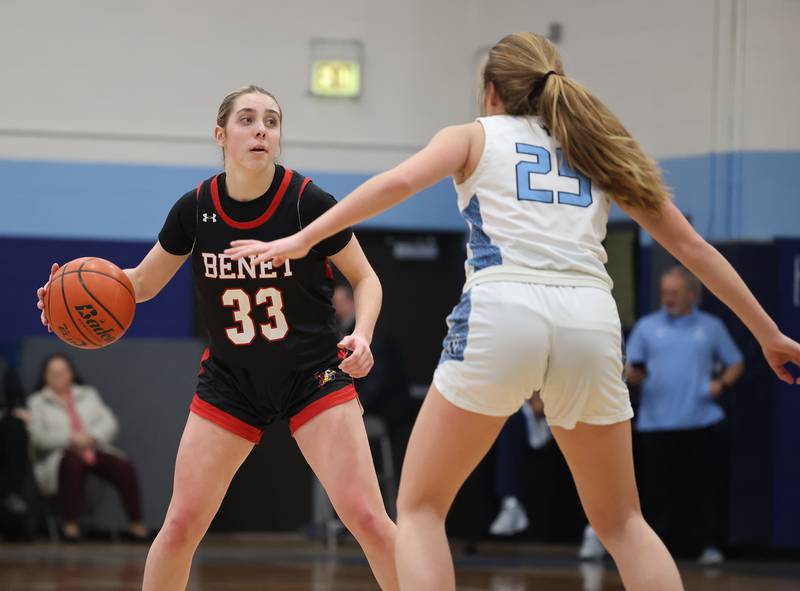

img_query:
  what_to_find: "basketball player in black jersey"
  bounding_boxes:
[36,86,398,591]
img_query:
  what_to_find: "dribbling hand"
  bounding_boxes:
[338,333,374,379]
[225,234,311,267]
[36,263,60,333]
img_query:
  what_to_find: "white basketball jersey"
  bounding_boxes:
[455,115,613,291]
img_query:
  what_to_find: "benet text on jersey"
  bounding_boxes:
[201,253,293,280]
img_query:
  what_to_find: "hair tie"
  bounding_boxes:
[528,70,559,103]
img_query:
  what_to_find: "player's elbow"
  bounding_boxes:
[673,232,708,267]
[382,168,414,199]
[353,267,382,297]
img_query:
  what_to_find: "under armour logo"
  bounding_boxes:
[202,213,217,223]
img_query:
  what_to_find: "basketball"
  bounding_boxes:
[44,257,136,349]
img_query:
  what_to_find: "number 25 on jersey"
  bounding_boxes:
[222,287,289,345]
[515,143,592,207]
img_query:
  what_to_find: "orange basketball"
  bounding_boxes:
[44,257,136,349]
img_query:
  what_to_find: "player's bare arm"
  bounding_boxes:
[329,236,382,379]
[622,200,800,383]
[225,124,478,267]
[123,243,190,303]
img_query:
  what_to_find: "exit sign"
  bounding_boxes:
[311,60,361,97]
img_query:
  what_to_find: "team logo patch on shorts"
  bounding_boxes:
[314,368,338,388]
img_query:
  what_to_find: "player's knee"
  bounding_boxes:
[159,510,206,550]
[588,510,640,551]
[338,500,388,544]
[397,488,447,521]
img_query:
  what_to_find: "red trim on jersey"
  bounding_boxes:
[325,259,334,280]
[289,384,358,435]
[195,181,203,200]
[198,347,210,375]
[210,169,294,229]
[190,394,263,443]
[298,177,311,201]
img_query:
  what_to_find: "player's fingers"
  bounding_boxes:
[343,350,372,373]
[41,311,51,332]
[339,354,363,373]
[229,239,262,247]
[224,246,255,259]
[251,253,281,266]
[343,360,368,378]
[773,364,794,385]
[340,353,364,372]
[350,356,375,378]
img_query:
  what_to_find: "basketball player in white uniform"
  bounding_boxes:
[227,33,800,591]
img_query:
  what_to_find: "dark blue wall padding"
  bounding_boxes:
[0,237,194,363]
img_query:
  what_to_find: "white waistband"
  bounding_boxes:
[464,265,613,292]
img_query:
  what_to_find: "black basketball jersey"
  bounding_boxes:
[160,167,352,370]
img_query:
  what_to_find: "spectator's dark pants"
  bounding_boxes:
[495,410,528,500]
[58,450,142,523]
[636,422,727,553]
[0,416,29,497]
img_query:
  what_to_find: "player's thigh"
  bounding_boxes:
[293,398,385,509]
[550,420,641,535]
[167,412,254,522]
[397,385,506,517]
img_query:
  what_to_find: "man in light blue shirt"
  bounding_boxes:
[626,266,743,565]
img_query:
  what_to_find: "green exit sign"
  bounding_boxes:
[311,60,361,97]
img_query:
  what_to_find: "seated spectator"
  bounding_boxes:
[0,355,32,538]
[27,353,148,542]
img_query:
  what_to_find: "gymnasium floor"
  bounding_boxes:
[1,534,799,590]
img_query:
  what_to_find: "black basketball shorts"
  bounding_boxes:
[189,348,360,443]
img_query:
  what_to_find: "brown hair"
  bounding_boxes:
[215,85,282,162]
[483,33,670,213]
[216,85,281,128]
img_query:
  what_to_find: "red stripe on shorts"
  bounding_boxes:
[190,394,263,443]
[289,384,358,435]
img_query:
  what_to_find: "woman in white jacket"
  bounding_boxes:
[27,354,148,542]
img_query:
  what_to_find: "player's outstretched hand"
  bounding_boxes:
[226,234,311,267]
[761,333,800,385]
[338,333,374,379]
[36,262,60,333]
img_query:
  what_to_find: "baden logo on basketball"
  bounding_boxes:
[45,257,136,350]
[74,304,116,343]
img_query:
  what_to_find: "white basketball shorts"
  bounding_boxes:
[432,281,633,429]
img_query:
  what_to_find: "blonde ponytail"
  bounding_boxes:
[484,33,670,213]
